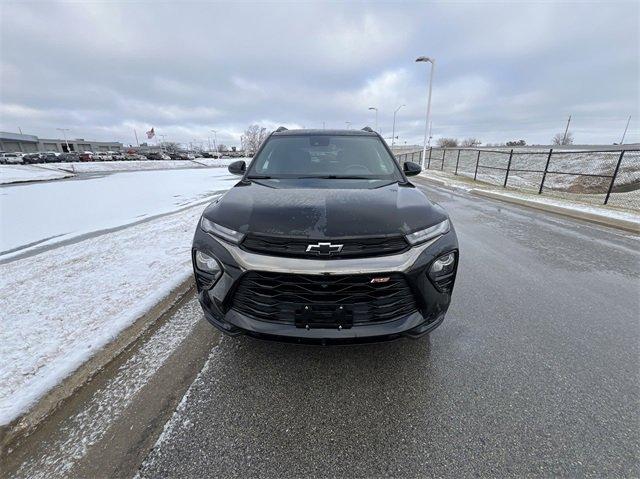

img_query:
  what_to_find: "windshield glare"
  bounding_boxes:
[247,135,402,180]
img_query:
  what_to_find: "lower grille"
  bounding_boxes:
[231,271,417,324]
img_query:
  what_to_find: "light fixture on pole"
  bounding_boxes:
[391,104,405,148]
[345,121,352,130]
[368,107,378,132]
[56,128,71,152]
[416,56,435,166]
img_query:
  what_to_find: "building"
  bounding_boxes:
[0,131,123,153]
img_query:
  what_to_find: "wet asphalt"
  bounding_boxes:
[137,181,639,478]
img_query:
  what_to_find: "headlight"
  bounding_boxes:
[200,217,244,244]
[406,219,450,246]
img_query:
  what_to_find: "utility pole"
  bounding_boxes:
[56,128,71,152]
[345,121,352,130]
[562,115,572,144]
[620,115,631,145]
[134,129,139,147]
[210,130,217,152]
[322,121,326,130]
[428,121,433,146]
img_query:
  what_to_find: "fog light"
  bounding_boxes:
[430,252,455,275]
[195,251,221,276]
[428,252,457,293]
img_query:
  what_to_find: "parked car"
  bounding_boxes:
[192,127,459,343]
[0,152,24,164]
[79,152,94,162]
[144,152,164,161]
[145,152,171,160]
[42,152,61,163]
[23,153,44,164]
[111,153,126,161]
[59,152,80,162]
[93,152,111,161]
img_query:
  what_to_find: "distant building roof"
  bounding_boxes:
[0,131,39,142]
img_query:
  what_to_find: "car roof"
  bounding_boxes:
[271,128,377,137]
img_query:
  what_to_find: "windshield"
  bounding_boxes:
[247,135,403,180]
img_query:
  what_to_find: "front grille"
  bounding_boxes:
[241,234,409,259]
[231,271,417,325]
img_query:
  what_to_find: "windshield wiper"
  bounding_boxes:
[246,175,273,179]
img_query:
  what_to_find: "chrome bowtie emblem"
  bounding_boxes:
[306,242,344,256]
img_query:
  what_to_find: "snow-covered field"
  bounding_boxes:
[0,165,73,184]
[1,168,236,258]
[0,167,238,424]
[0,202,212,426]
[402,148,640,210]
[0,157,248,185]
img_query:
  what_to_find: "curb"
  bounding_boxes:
[471,189,639,233]
[0,276,196,454]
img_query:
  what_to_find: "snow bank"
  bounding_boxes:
[0,202,213,426]
[0,165,73,185]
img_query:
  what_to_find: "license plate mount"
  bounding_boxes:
[294,304,353,329]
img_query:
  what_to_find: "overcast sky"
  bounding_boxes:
[1,1,638,148]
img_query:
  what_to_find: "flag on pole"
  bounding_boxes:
[146,127,155,139]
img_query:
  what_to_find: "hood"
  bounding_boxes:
[202,179,448,238]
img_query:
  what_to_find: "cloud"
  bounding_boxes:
[0,1,637,146]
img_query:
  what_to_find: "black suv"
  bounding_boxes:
[192,128,458,343]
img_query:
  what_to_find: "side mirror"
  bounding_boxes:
[403,161,422,176]
[228,160,246,176]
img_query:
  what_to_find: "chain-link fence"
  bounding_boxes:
[396,147,640,210]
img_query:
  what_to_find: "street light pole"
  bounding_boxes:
[368,107,378,132]
[416,56,435,166]
[391,104,405,148]
[345,121,352,130]
[57,128,71,152]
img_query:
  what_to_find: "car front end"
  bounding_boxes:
[192,129,459,344]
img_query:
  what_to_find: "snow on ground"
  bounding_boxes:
[419,169,640,224]
[0,201,214,426]
[0,165,73,185]
[0,168,236,258]
[0,158,250,185]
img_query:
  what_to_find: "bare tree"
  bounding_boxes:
[162,141,181,153]
[217,144,228,152]
[241,125,268,154]
[461,138,481,147]
[436,137,459,148]
[552,132,574,145]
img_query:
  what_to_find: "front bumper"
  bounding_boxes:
[192,227,458,344]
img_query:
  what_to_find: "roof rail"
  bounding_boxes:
[361,126,374,132]
[275,126,288,132]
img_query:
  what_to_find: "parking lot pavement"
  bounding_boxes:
[138,182,639,478]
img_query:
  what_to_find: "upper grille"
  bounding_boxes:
[241,234,409,259]
[231,271,417,325]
